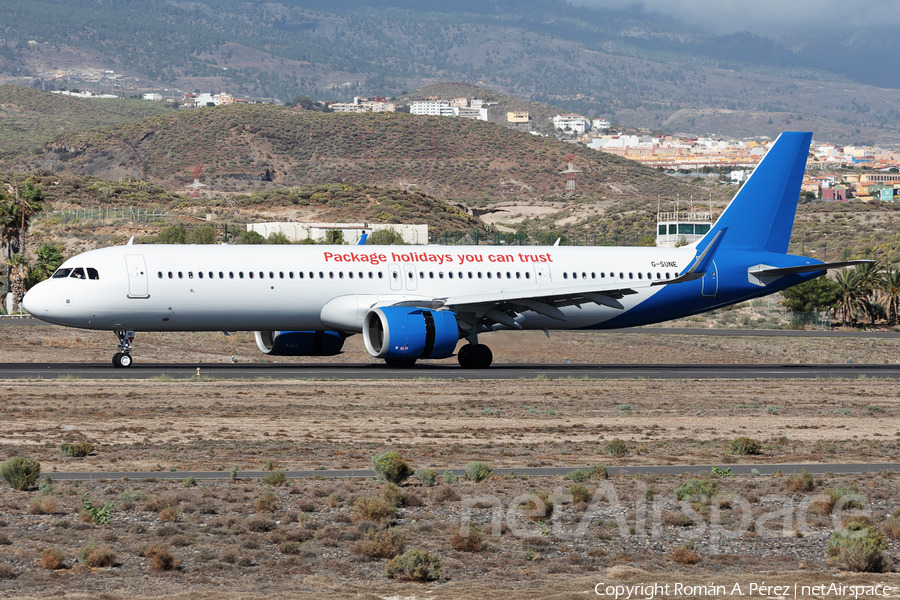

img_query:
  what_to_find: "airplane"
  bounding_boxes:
[23,132,867,369]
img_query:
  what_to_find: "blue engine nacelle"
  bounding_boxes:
[363,307,459,360]
[254,330,345,356]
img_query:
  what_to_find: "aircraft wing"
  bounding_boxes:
[388,280,653,328]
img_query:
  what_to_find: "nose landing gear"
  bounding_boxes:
[112,330,135,368]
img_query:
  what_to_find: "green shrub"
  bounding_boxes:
[182,476,196,488]
[59,442,94,457]
[464,462,493,482]
[442,471,458,484]
[1,457,41,491]
[729,437,762,455]
[567,469,587,483]
[826,523,892,572]
[372,452,413,484]
[415,468,438,487]
[351,527,406,559]
[262,471,287,487]
[81,493,114,525]
[352,496,395,525]
[382,482,405,507]
[883,516,900,540]
[604,439,628,457]
[673,478,720,502]
[386,549,443,582]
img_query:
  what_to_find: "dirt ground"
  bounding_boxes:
[1,324,900,598]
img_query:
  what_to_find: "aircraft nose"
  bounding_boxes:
[22,284,50,316]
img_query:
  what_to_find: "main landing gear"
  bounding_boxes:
[458,343,492,369]
[112,330,135,368]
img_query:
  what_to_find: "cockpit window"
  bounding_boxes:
[52,268,72,279]
[70,268,86,279]
[86,268,99,280]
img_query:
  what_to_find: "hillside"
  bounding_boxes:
[0,85,170,158]
[16,103,721,204]
[2,1,900,142]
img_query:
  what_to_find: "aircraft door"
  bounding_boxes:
[534,264,551,287]
[388,264,402,291]
[124,254,150,299]
[403,264,417,291]
[701,260,718,297]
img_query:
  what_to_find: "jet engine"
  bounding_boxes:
[363,307,459,360]
[254,330,345,356]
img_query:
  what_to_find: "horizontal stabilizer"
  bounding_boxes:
[749,260,873,277]
[748,260,874,287]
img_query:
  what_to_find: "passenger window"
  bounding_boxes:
[348,272,353,279]
[459,272,463,279]
[506,272,511,279]
[189,272,194,279]
[487,272,492,279]
[429,272,434,279]
[298,272,304,279]
[477,272,482,279]
[378,272,383,279]
[619,272,624,279]
[229,272,234,279]
[638,273,643,279]
[358,272,363,279]
[270,272,275,279]
[369,272,374,279]
[209,272,213,279]
[582,272,586,279]
[70,268,86,279]
[419,271,424,279]
[157,272,163,279]
[169,272,174,279]
[178,272,183,279]
[516,272,520,279]
[219,272,223,279]
[525,272,530,279]
[339,272,344,279]
[309,272,314,279]
[198,272,203,279]
[629,273,633,279]
[439,272,444,279]
[279,272,284,279]
[289,272,293,279]
[666,273,671,279]
[392,271,398,279]
[319,272,324,279]
[249,272,254,279]
[563,273,568,279]
[239,272,244,279]
[448,272,453,279]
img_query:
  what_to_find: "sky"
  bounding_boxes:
[572,0,900,37]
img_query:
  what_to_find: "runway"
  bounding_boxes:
[4,362,900,379]
[46,462,900,482]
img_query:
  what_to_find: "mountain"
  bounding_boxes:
[2,1,900,143]
[16,102,718,205]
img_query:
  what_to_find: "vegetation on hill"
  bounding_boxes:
[0,86,169,158]
[20,103,717,203]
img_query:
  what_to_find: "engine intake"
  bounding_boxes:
[363,307,459,360]
[254,330,345,356]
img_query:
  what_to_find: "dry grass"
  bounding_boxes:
[672,545,701,565]
[39,548,65,570]
[144,543,179,571]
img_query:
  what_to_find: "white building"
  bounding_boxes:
[592,118,611,130]
[247,222,428,245]
[143,93,162,101]
[552,114,590,134]
[410,100,454,116]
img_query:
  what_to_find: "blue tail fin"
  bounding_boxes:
[702,132,812,254]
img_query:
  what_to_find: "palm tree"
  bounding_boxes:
[881,267,900,326]
[26,243,64,288]
[5,253,29,315]
[15,180,45,257]
[0,193,18,260]
[833,267,872,327]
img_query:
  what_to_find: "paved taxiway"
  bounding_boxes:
[3,362,900,379]
[46,463,900,482]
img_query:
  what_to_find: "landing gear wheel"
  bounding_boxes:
[459,344,492,369]
[385,358,417,368]
[112,353,123,367]
[118,353,133,368]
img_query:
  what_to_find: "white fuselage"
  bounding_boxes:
[23,243,693,332]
